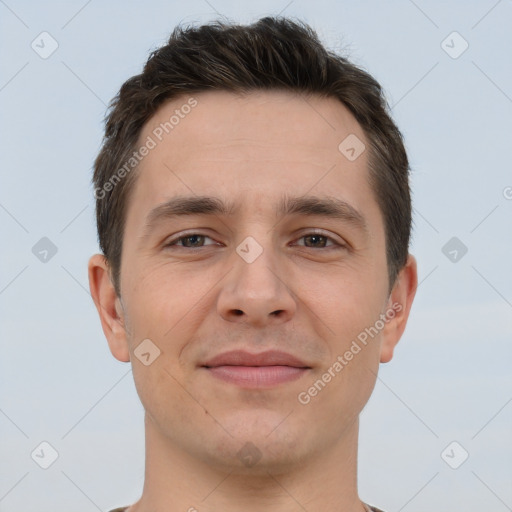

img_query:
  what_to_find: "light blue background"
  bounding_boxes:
[1,1,511,511]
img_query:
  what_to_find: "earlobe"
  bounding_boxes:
[380,254,418,363]
[88,254,131,362]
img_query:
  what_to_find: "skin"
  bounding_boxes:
[89,90,417,512]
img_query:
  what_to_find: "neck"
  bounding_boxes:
[129,414,366,512]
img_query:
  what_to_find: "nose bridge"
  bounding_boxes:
[236,234,282,295]
[217,231,296,325]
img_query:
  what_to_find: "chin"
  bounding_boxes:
[203,417,308,475]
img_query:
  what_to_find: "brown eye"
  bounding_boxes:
[295,232,342,249]
[179,235,206,247]
[302,234,330,248]
[166,234,217,248]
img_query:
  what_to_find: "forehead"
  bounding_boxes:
[127,90,383,235]
[141,90,366,166]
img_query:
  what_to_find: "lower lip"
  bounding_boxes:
[204,365,309,387]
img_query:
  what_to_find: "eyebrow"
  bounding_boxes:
[142,194,369,236]
[277,195,368,233]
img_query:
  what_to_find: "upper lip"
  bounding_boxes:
[202,350,311,368]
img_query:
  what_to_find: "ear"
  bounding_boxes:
[380,254,418,363]
[88,254,130,362]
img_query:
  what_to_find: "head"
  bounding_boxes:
[89,17,417,473]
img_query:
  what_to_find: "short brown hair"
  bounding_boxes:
[93,16,411,295]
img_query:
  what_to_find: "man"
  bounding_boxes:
[88,16,417,512]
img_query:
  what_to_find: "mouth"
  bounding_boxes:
[201,350,311,388]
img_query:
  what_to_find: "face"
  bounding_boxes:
[90,90,416,473]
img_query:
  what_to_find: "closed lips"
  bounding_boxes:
[202,350,311,368]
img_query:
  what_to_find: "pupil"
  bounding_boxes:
[187,235,202,246]
[308,235,325,247]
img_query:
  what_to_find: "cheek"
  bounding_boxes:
[121,259,216,364]
[122,263,202,423]
[124,259,185,321]
[299,264,385,347]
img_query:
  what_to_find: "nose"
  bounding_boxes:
[217,240,297,327]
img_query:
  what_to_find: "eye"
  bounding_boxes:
[293,232,344,249]
[165,233,218,248]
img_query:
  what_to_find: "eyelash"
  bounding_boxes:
[164,231,345,250]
